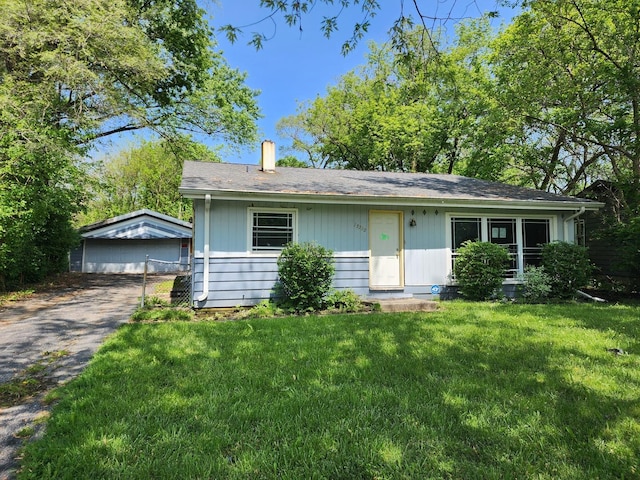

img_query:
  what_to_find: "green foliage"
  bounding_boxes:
[0,119,84,289]
[491,0,640,194]
[0,0,259,290]
[453,241,511,301]
[244,300,284,318]
[276,19,506,176]
[541,242,593,299]
[610,216,640,290]
[325,289,364,313]
[276,155,309,168]
[221,0,381,55]
[2,0,260,145]
[276,242,335,312]
[518,265,552,304]
[79,136,219,224]
[131,305,193,322]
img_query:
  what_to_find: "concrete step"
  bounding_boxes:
[364,297,438,313]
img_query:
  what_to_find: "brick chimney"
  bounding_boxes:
[261,140,276,172]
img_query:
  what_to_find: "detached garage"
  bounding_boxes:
[70,209,192,273]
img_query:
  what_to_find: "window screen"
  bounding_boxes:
[252,211,294,251]
[451,218,481,251]
[522,219,550,267]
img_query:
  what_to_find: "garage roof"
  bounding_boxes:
[79,209,192,240]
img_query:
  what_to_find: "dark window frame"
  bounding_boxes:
[249,208,297,252]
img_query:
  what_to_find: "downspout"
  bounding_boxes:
[196,194,211,303]
[563,206,586,241]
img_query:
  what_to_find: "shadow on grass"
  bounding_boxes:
[19,306,640,479]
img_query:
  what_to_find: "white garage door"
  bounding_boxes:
[83,239,183,273]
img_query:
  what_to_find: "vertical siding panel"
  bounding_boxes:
[192,199,205,254]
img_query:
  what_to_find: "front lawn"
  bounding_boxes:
[19,303,640,479]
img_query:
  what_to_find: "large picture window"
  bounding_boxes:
[250,209,296,252]
[449,215,553,280]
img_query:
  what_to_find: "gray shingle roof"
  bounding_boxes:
[179,161,601,209]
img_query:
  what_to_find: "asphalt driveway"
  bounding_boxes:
[0,274,173,480]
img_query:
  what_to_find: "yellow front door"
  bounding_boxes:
[369,211,404,290]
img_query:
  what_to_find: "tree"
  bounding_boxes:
[490,0,640,197]
[0,114,85,289]
[1,0,260,146]
[0,0,260,289]
[221,1,498,55]
[276,155,309,168]
[277,19,497,174]
[79,137,220,225]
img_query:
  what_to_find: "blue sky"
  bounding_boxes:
[207,0,515,165]
[94,1,516,165]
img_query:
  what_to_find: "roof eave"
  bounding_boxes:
[179,188,604,211]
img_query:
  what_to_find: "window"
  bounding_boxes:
[489,218,517,277]
[523,219,550,267]
[250,209,296,252]
[452,217,481,251]
[448,215,553,280]
[451,217,481,273]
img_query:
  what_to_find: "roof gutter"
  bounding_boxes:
[179,189,603,211]
[196,194,211,303]
[563,206,586,241]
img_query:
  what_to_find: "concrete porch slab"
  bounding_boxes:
[364,297,438,313]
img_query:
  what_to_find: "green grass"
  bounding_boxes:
[0,288,35,306]
[18,303,640,479]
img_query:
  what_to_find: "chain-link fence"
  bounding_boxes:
[140,256,191,308]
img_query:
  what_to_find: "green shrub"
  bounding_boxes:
[131,307,193,322]
[518,265,552,303]
[453,241,510,301]
[326,289,363,313]
[610,216,640,291]
[541,241,593,299]
[245,300,283,318]
[276,242,335,312]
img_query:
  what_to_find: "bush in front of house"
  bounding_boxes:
[325,289,364,313]
[518,265,552,303]
[541,241,593,299]
[610,216,640,291]
[276,242,335,312]
[453,241,511,301]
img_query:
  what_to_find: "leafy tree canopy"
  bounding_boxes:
[276,155,309,168]
[277,18,496,173]
[79,136,220,225]
[0,0,261,289]
[1,0,261,146]
[278,0,640,197]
